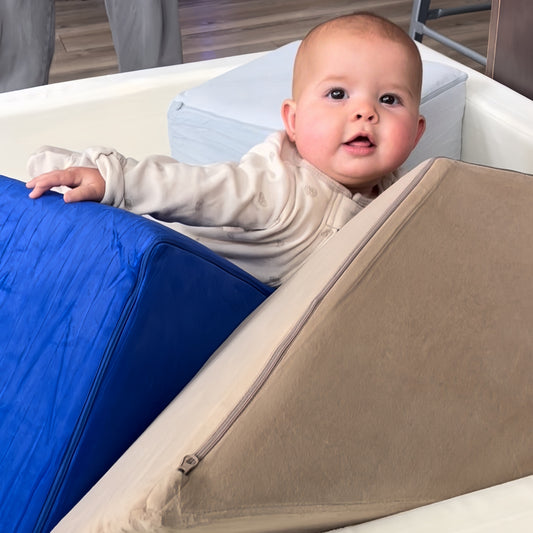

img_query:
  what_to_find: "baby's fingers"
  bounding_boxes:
[26,167,105,203]
[26,169,77,199]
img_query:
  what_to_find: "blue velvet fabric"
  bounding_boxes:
[0,176,273,532]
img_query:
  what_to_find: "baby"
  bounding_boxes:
[26,12,425,287]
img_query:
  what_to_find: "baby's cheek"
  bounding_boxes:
[296,128,326,160]
[395,123,419,153]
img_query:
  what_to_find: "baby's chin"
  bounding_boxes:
[329,172,388,196]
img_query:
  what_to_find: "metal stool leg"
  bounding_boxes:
[408,0,491,65]
[409,0,431,41]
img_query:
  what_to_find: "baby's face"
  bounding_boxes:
[283,30,425,194]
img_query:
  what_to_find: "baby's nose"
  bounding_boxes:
[352,104,378,123]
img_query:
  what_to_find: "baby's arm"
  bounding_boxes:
[27,167,105,202]
[25,137,286,229]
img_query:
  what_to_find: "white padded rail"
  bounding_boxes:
[417,45,533,174]
[0,53,262,178]
[327,476,533,533]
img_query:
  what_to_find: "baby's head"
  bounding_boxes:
[282,12,426,195]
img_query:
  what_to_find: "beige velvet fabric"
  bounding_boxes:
[159,159,533,531]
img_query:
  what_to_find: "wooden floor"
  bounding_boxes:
[50,0,491,84]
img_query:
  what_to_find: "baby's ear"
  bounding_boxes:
[415,115,426,146]
[281,99,297,142]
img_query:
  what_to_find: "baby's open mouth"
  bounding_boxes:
[345,135,375,147]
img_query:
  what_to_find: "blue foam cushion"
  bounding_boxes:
[0,176,273,532]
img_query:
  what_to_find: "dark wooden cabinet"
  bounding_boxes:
[486,0,533,99]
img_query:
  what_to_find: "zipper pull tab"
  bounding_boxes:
[178,454,200,475]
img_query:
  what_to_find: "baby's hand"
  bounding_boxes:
[26,167,105,203]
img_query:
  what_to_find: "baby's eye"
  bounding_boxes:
[380,94,400,105]
[327,88,348,100]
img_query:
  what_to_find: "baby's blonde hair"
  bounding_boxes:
[292,12,423,100]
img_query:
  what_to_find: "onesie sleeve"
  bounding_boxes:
[28,138,293,231]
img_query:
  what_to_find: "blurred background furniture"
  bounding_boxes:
[49,0,491,83]
[409,0,491,65]
[486,0,532,100]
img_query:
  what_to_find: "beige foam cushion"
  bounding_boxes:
[160,158,533,531]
